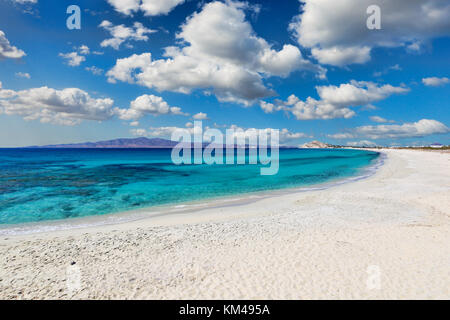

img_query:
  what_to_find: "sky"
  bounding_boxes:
[0,0,449,147]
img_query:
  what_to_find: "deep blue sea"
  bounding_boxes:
[0,148,380,225]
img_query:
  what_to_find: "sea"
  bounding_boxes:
[0,148,380,226]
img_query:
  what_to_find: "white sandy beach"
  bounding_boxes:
[0,149,449,299]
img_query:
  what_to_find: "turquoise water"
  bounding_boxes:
[0,148,379,225]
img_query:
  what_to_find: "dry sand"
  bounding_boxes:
[0,149,449,299]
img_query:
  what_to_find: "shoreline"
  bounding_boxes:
[0,149,384,237]
[1,148,448,299]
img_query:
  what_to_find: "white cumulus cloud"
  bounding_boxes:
[192,112,208,120]
[13,0,37,3]
[289,0,450,66]
[327,133,355,139]
[79,45,90,55]
[422,77,449,87]
[59,52,86,66]
[15,72,31,79]
[355,119,449,139]
[311,46,371,67]
[107,1,322,105]
[59,45,93,67]
[131,123,308,144]
[85,66,104,75]
[0,84,115,125]
[131,125,200,138]
[370,116,395,123]
[261,80,408,120]
[0,30,26,59]
[115,94,187,120]
[99,20,157,50]
[107,0,185,16]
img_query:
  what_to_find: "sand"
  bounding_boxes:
[0,149,449,299]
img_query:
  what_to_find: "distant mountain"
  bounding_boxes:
[26,137,179,148]
[299,141,334,149]
[25,137,300,149]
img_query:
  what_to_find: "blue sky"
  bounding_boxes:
[0,0,449,147]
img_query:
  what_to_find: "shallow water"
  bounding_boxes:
[0,148,379,224]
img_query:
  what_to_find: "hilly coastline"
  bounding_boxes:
[25,137,179,148]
